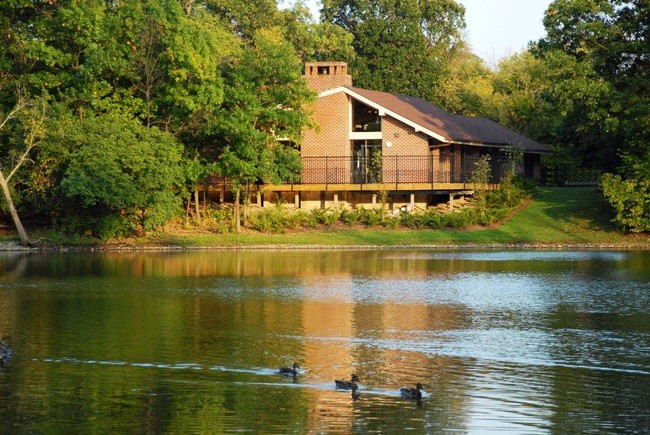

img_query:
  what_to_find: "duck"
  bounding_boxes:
[335,374,360,391]
[0,342,12,368]
[400,383,423,399]
[278,362,300,376]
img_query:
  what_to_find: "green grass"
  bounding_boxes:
[2,187,648,248]
[137,187,649,247]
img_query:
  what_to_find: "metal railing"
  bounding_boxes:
[207,154,505,188]
[297,155,503,186]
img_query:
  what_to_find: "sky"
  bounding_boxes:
[458,0,553,65]
[286,0,553,65]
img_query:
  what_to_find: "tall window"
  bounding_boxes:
[352,100,381,132]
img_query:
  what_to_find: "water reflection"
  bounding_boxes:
[1,250,649,433]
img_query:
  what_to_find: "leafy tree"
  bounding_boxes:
[279,3,356,63]
[469,154,491,221]
[436,50,496,117]
[0,92,46,246]
[59,114,183,238]
[600,173,650,233]
[321,0,466,103]
[212,28,315,231]
[205,0,280,39]
[536,0,649,167]
[492,50,619,174]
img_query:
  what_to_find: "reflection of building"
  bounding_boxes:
[298,274,470,432]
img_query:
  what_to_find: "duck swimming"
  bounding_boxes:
[400,383,423,399]
[335,374,360,391]
[278,362,300,376]
[0,342,12,368]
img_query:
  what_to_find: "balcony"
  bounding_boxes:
[207,154,503,193]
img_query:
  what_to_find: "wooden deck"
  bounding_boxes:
[259,182,499,192]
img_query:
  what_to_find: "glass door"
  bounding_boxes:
[352,140,382,183]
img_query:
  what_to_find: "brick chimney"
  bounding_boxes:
[302,61,352,92]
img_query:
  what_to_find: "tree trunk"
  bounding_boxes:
[0,171,30,246]
[194,188,201,225]
[234,189,241,233]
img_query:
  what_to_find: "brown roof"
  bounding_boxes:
[347,87,549,153]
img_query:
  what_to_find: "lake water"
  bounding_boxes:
[1,249,649,433]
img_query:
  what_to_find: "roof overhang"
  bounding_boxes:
[319,87,448,143]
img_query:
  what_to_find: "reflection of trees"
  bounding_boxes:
[2,251,648,431]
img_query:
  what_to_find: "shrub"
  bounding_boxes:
[359,208,385,226]
[600,173,650,232]
[310,207,341,226]
[420,210,446,229]
[340,207,362,225]
[444,209,477,228]
[398,212,422,229]
[248,207,291,233]
[204,208,234,233]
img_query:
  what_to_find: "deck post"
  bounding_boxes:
[334,194,339,207]
[256,192,262,208]
[410,193,415,211]
[372,194,377,209]
[294,193,300,209]
[449,193,454,210]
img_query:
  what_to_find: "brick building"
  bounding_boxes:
[218,61,549,211]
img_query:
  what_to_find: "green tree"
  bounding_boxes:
[59,114,183,238]
[279,3,356,63]
[469,154,491,221]
[536,0,649,168]
[213,28,315,232]
[492,50,619,174]
[0,92,46,246]
[321,0,466,103]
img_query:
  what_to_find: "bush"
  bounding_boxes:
[399,212,422,229]
[204,208,234,233]
[600,173,650,232]
[310,207,341,226]
[420,210,446,229]
[339,207,362,225]
[58,114,183,238]
[359,208,385,226]
[248,207,291,233]
[444,209,477,228]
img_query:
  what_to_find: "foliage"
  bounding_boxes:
[0,92,47,245]
[534,0,650,175]
[279,4,356,63]
[468,154,492,218]
[492,50,619,172]
[59,114,183,238]
[600,173,650,233]
[310,207,341,226]
[321,0,466,103]
[211,27,315,229]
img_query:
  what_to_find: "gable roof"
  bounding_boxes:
[320,86,549,153]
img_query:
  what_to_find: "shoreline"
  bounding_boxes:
[2,241,650,252]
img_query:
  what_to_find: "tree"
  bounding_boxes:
[491,50,619,174]
[321,0,466,103]
[278,3,356,63]
[0,92,46,246]
[59,114,183,238]
[212,28,315,232]
[536,0,650,168]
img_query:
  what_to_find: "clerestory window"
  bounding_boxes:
[352,100,381,132]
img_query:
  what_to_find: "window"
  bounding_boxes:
[352,100,381,132]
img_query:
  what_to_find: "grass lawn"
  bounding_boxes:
[133,187,649,248]
[2,187,648,248]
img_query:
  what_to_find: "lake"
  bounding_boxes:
[1,249,649,433]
